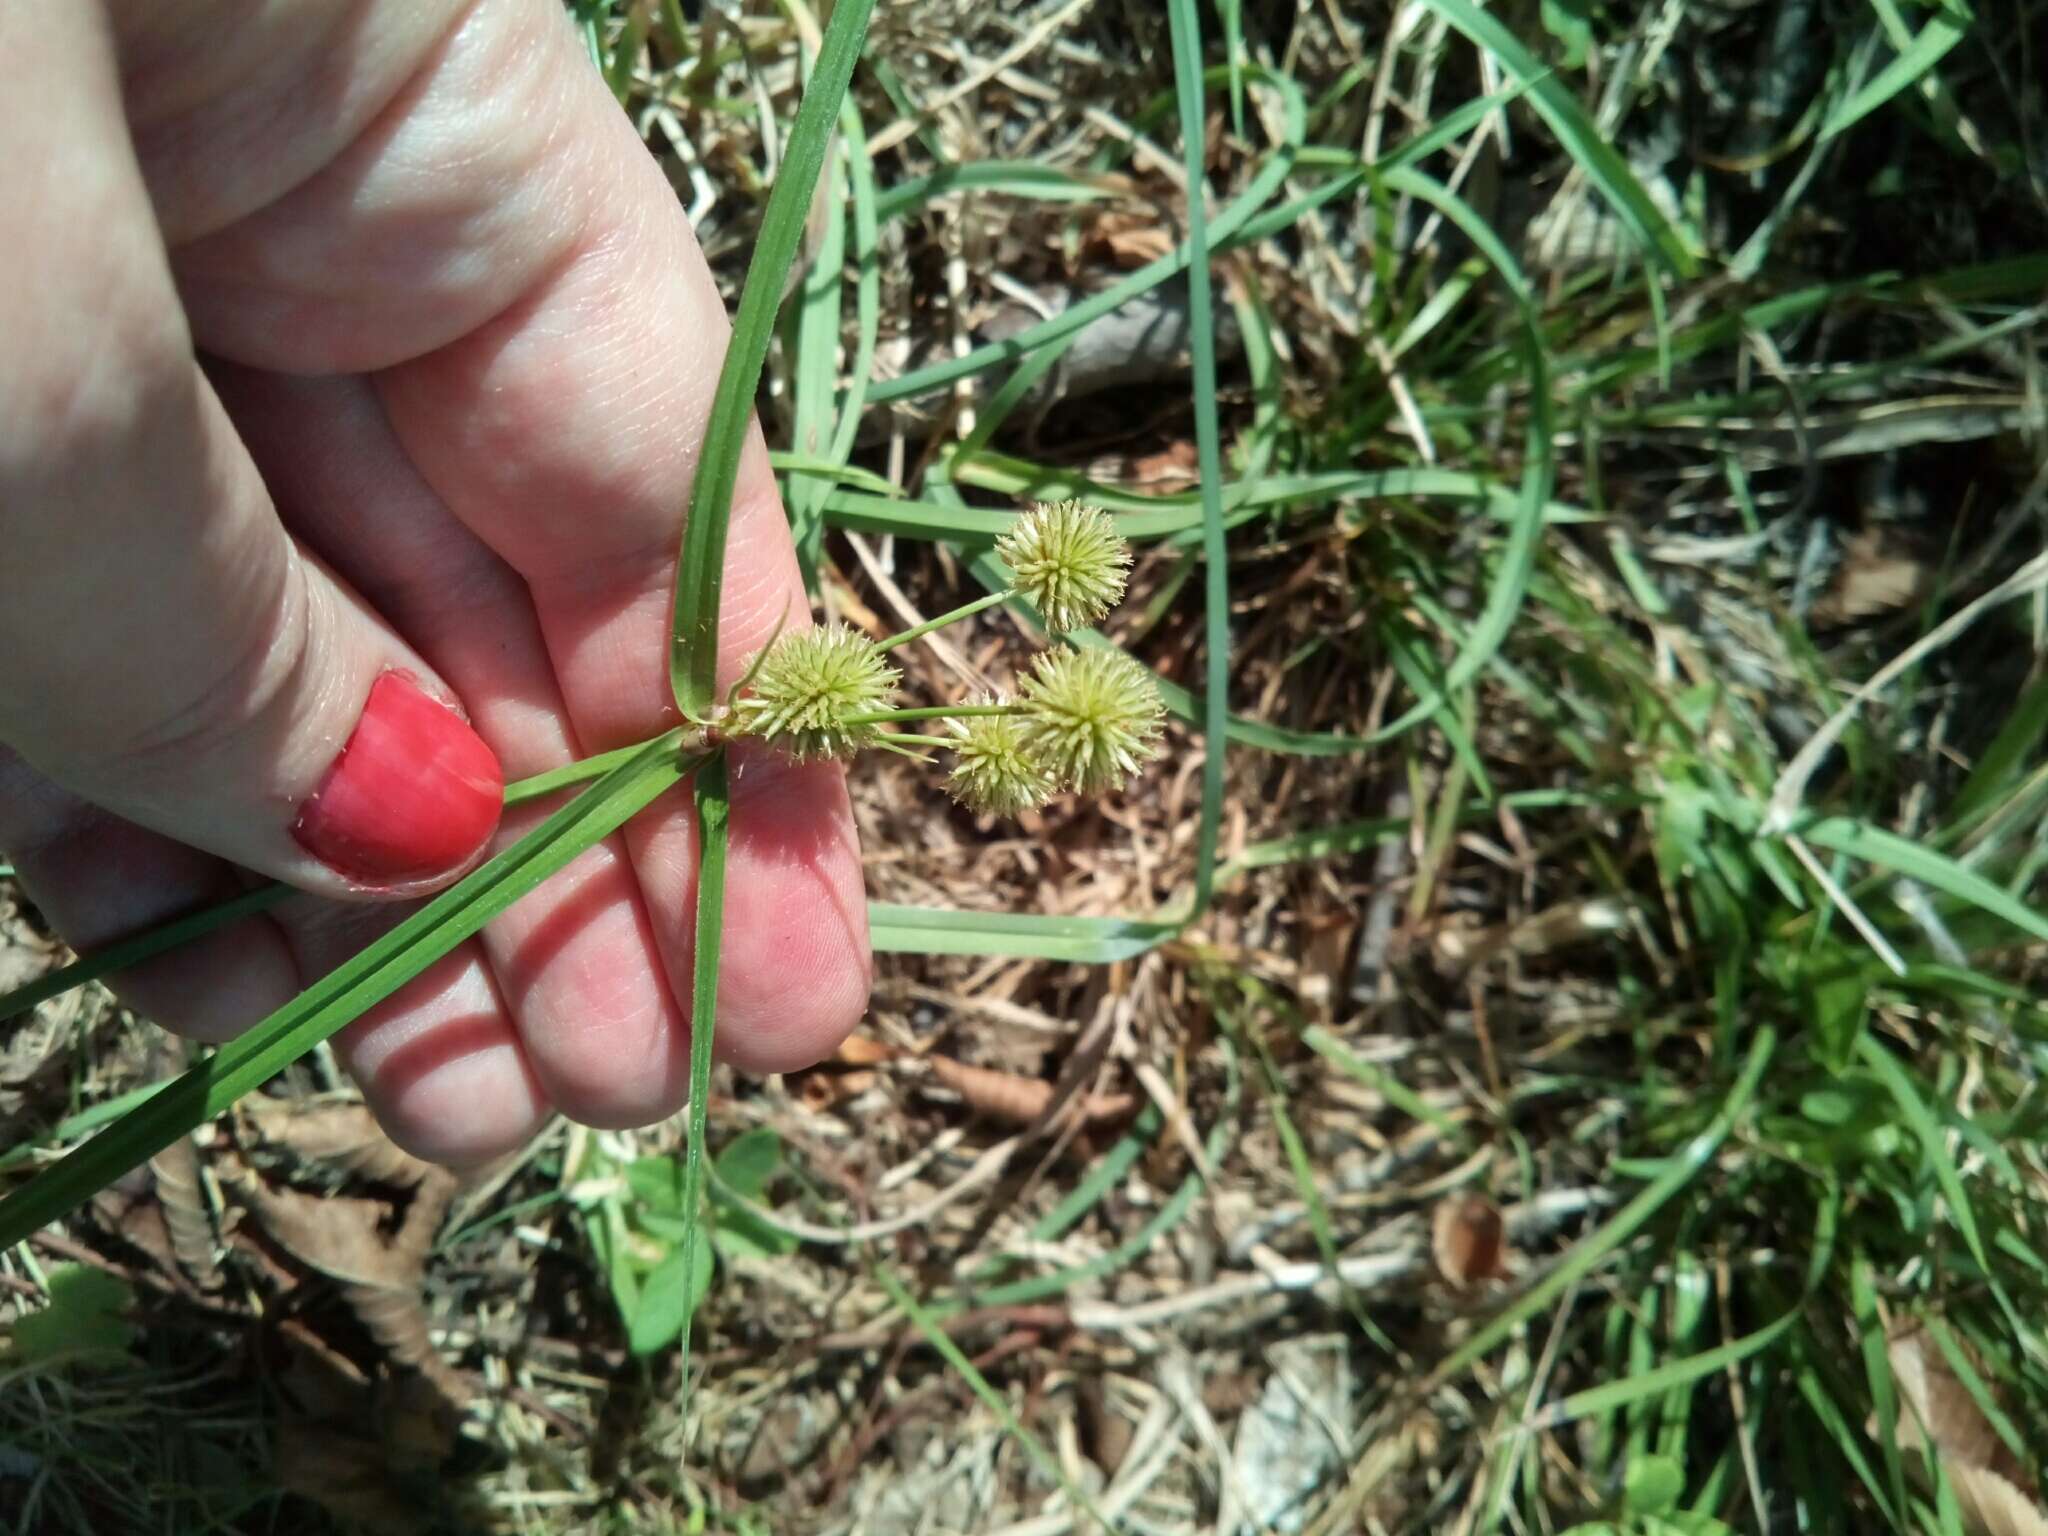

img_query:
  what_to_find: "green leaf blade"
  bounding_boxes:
[0,733,691,1249]
[670,0,877,718]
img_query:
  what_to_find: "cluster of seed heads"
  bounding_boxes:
[727,500,1163,816]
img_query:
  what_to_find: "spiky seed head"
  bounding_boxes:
[730,624,898,762]
[945,699,1057,818]
[996,499,1131,633]
[1018,646,1164,795]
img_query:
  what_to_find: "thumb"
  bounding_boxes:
[0,5,501,899]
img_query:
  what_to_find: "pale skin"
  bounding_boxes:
[0,0,872,1162]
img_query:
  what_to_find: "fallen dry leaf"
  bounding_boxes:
[1079,209,1176,268]
[1431,1194,1510,1288]
[274,1422,432,1534]
[924,1055,1136,1129]
[1812,528,1931,627]
[799,1067,880,1112]
[150,1133,220,1291]
[1873,1325,2045,1536]
[228,1102,469,1403]
[239,1098,442,1189]
[832,1032,898,1067]
[1082,439,1202,495]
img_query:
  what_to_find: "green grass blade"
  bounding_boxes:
[826,462,1596,542]
[1414,0,1695,278]
[1547,1187,1838,1425]
[1944,668,2048,827]
[1856,1037,1989,1272]
[867,65,1306,406]
[1219,0,1245,131]
[1378,167,1554,707]
[670,0,875,717]
[872,1265,1116,1532]
[970,1042,1242,1308]
[1425,1025,1777,1390]
[1923,1314,2028,1467]
[0,744,674,1026]
[826,93,881,468]
[1798,815,2048,947]
[771,453,901,496]
[0,733,692,1248]
[672,751,730,1385]
[0,1082,184,1176]
[1822,10,1970,143]
[874,160,1115,223]
[0,884,292,1026]
[1215,789,1632,886]
[1302,1025,1470,1145]
[1379,81,1544,174]
[781,38,849,581]
[866,903,1174,962]
[1166,0,1230,917]
[1026,1104,1161,1243]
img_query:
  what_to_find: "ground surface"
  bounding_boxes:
[6,2,2048,1532]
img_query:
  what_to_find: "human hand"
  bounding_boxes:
[0,0,871,1162]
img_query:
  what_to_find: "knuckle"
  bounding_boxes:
[0,254,189,489]
[104,550,312,775]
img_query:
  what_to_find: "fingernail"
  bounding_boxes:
[292,671,503,885]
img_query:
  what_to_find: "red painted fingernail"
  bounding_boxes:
[292,672,503,885]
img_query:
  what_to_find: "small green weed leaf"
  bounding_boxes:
[1646,1518,1737,1536]
[1653,779,1713,885]
[625,1154,689,1216]
[712,1128,782,1200]
[1798,1086,1857,1126]
[711,1206,796,1263]
[629,1238,714,1355]
[1788,1076,1903,1167]
[1624,1454,1684,1517]
[13,1265,135,1364]
[635,1211,697,1245]
[1768,941,1876,1074]
[1540,0,1594,68]
[1808,967,1873,1075]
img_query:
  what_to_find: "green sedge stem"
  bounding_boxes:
[885,733,957,750]
[842,703,1025,727]
[876,589,1016,653]
[505,740,672,806]
[0,732,701,1026]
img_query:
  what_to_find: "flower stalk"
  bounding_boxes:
[876,590,1015,653]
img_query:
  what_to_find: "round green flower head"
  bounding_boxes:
[1018,646,1164,794]
[996,499,1131,634]
[945,700,1057,817]
[731,624,898,762]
